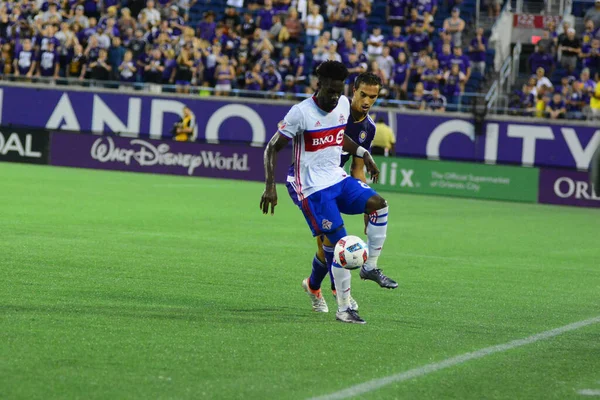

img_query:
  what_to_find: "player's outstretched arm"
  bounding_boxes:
[260,132,289,215]
[350,156,367,183]
[343,134,380,183]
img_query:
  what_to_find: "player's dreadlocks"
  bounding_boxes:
[354,72,382,90]
[316,61,349,82]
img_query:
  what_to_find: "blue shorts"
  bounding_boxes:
[286,177,377,237]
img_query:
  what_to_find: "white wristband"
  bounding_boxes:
[356,147,368,158]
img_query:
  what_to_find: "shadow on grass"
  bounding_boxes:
[1,303,323,324]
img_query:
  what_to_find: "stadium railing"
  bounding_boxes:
[485,41,520,111]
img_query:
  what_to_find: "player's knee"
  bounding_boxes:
[366,195,388,214]
[324,225,347,247]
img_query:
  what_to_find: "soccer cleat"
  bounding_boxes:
[359,266,398,289]
[332,290,359,310]
[302,278,329,313]
[336,309,366,324]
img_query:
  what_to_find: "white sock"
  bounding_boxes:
[364,206,388,271]
[331,265,352,312]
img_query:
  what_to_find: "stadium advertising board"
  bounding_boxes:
[0,86,289,145]
[538,169,600,208]
[512,14,561,29]
[0,127,49,165]
[49,132,291,182]
[394,114,600,171]
[2,85,598,170]
[370,156,539,203]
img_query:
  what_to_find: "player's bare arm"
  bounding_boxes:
[351,156,367,183]
[343,135,380,183]
[260,132,289,215]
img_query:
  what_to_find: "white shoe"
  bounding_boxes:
[332,290,359,310]
[336,309,366,324]
[302,278,329,313]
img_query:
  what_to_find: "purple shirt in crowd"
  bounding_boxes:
[444,71,462,97]
[335,6,354,29]
[450,54,470,73]
[258,8,275,31]
[262,71,281,90]
[387,34,406,60]
[245,71,262,90]
[197,21,216,41]
[387,0,407,21]
[407,32,430,55]
[469,36,487,62]
[528,52,554,74]
[16,50,34,74]
[413,0,437,14]
[38,50,57,76]
[549,100,566,111]
[393,61,410,84]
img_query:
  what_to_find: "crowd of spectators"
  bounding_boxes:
[0,0,492,110]
[512,1,600,120]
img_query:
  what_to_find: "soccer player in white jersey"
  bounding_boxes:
[260,61,392,324]
[290,72,398,315]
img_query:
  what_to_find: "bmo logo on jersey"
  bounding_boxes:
[305,128,345,151]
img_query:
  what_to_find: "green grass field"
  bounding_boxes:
[1,162,599,400]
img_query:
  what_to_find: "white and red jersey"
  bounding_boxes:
[279,96,350,200]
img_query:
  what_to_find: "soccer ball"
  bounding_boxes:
[334,235,369,270]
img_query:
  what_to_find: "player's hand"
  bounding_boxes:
[363,153,380,184]
[260,185,278,215]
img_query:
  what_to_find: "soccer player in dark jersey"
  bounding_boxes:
[288,72,399,313]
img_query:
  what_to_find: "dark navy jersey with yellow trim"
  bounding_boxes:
[340,113,376,167]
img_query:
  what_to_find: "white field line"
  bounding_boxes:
[578,389,600,396]
[309,316,600,400]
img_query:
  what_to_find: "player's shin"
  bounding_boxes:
[364,206,389,271]
[324,229,352,310]
[308,254,328,291]
[329,270,336,292]
[321,240,336,291]
[330,259,352,312]
[322,243,335,275]
[324,243,351,310]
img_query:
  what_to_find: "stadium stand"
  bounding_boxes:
[1,0,500,112]
[507,0,600,120]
